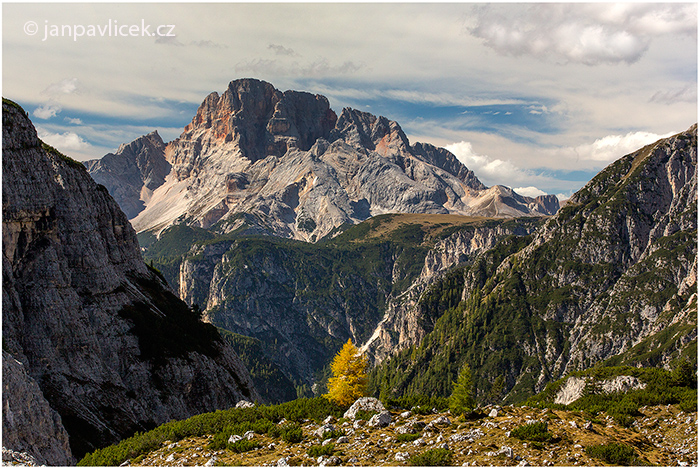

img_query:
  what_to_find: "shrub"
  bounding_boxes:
[322,429,345,440]
[227,439,259,453]
[307,443,335,458]
[510,421,552,442]
[384,394,450,413]
[395,433,422,443]
[585,443,643,466]
[268,422,304,443]
[409,448,452,466]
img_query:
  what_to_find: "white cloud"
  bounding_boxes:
[513,186,546,198]
[38,129,90,151]
[559,130,675,163]
[33,103,62,119]
[41,78,79,96]
[65,117,83,125]
[444,140,532,185]
[468,4,697,65]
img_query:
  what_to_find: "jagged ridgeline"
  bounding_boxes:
[2,99,259,464]
[369,125,697,404]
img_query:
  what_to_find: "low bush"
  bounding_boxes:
[281,425,304,444]
[585,442,643,466]
[307,443,335,458]
[510,421,552,442]
[395,433,422,443]
[227,439,260,453]
[408,448,452,466]
[384,394,449,413]
[321,429,345,440]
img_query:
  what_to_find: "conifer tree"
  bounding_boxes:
[324,339,368,407]
[449,364,475,415]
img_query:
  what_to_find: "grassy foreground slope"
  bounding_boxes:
[79,366,696,466]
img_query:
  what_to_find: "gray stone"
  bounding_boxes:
[368,411,392,428]
[316,423,336,438]
[344,397,385,420]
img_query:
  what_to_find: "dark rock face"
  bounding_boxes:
[532,194,560,216]
[84,131,170,218]
[2,351,73,466]
[411,142,487,191]
[2,100,259,461]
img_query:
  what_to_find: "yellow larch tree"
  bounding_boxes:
[324,339,368,407]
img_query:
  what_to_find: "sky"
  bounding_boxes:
[3,3,697,200]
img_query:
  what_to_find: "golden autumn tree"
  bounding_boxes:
[324,339,368,407]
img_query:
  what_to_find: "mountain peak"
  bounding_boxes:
[89,79,559,239]
[182,78,336,161]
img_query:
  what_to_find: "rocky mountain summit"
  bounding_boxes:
[85,131,170,219]
[88,78,559,242]
[2,99,260,463]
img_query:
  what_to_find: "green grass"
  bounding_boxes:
[585,443,645,466]
[307,443,335,458]
[78,397,341,466]
[395,433,422,443]
[510,421,553,442]
[408,448,452,466]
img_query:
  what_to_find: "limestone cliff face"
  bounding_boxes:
[88,79,558,240]
[84,131,170,218]
[2,100,259,461]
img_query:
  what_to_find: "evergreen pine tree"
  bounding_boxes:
[324,339,368,407]
[449,364,475,415]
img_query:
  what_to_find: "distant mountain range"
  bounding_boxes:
[86,78,559,242]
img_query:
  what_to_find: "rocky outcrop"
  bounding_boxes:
[84,131,170,218]
[2,351,73,466]
[2,99,259,461]
[554,375,646,405]
[87,79,558,241]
